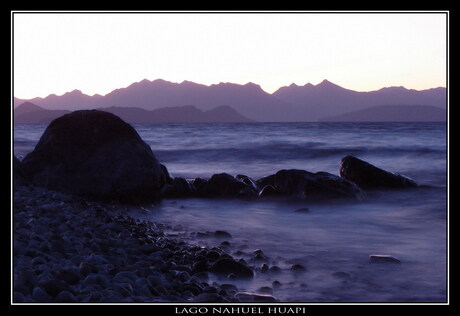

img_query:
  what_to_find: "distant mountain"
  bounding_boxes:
[14,79,447,122]
[319,105,446,122]
[14,89,103,112]
[14,102,71,124]
[13,102,254,124]
[98,104,254,123]
[272,80,446,121]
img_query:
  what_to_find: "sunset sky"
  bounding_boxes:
[12,11,448,99]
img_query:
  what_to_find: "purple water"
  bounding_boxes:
[13,122,448,302]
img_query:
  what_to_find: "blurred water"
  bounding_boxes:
[13,121,448,302]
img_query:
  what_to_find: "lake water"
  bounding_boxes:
[13,122,448,303]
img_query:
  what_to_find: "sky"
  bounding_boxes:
[12,11,448,99]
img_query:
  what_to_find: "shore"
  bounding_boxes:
[13,183,283,303]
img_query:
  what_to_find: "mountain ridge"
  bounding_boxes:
[14,78,446,122]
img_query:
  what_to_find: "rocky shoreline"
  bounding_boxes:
[13,184,281,303]
[12,110,419,303]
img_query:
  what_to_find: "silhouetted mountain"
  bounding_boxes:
[14,102,71,124]
[319,105,446,122]
[99,104,254,123]
[96,79,294,121]
[273,80,446,121]
[13,102,254,124]
[14,89,103,112]
[14,79,447,122]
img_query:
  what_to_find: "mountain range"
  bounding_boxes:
[13,79,447,122]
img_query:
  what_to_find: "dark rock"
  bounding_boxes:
[258,286,273,294]
[13,292,25,303]
[208,258,254,278]
[160,164,173,184]
[339,156,417,189]
[214,230,232,238]
[190,293,227,302]
[235,174,259,191]
[260,263,269,273]
[78,262,98,276]
[369,255,401,264]
[294,207,310,213]
[206,250,221,261]
[269,266,281,273]
[20,110,165,203]
[258,185,278,197]
[56,267,81,285]
[161,177,194,198]
[138,243,161,254]
[256,174,276,189]
[273,169,364,200]
[32,286,53,302]
[191,178,208,196]
[54,290,78,303]
[39,279,71,298]
[191,259,209,274]
[290,264,307,272]
[235,292,278,302]
[200,173,255,197]
[13,156,31,188]
[332,271,351,279]
[220,283,238,293]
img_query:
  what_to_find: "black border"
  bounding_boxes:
[8,9,452,313]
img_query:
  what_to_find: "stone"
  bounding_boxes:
[273,169,364,200]
[54,290,78,303]
[369,255,401,264]
[200,173,253,197]
[20,110,166,203]
[258,185,278,197]
[294,207,310,213]
[161,177,194,198]
[32,286,52,302]
[290,264,307,272]
[332,271,351,279]
[190,293,226,302]
[339,155,417,189]
[208,258,254,278]
[13,155,31,188]
[235,174,259,191]
[214,230,232,238]
[235,292,278,302]
[56,267,82,285]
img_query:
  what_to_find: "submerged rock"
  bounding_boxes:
[208,258,254,279]
[369,255,401,264]
[20,110,166,203]
[339,155,417,190]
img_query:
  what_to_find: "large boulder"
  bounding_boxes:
[20,110,166,203]
[339,156,417,189]
[13,156,31,189]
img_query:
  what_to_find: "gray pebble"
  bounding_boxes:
[32,286,52,302]
[54,290,78,303]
